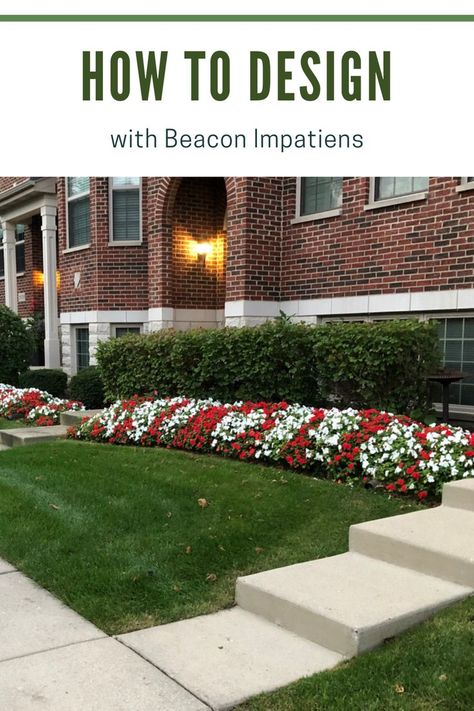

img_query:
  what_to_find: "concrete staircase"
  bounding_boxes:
[0,409,100,451]
[0,424,68,449]
[120,478,474,709]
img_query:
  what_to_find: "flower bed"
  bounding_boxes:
[0,383,84,426]
[70,397,474,501]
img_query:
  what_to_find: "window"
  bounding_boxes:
[67,177,90,248]
[0,224,25,276]
[375,177,428,201]
[436,318,474,407]
[75,327,90,371]
[296,177,342,220]
[366,177,429,210]
[110,177,141,242]
[15,224,25,274]
[113,325,141,338]
[456,177,474,192]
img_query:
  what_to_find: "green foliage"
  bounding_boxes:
[97,319,440,413]
[312,320,441,412]
[0,306,34,386]
[18,368,67,398]
[69,366,105,409]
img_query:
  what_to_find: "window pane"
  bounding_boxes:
[300,177,342,216]
[115,326,141,338]
[68,197,90,247]
[76,328,90,371]
[15,224,25,242]
[446,319,463,338]
[112,189,140,241]
[437,318,474,407]
[0,245,4,278]
[112,177,139,187]
[375,177,428,201]
[467,177,474,182]
[68,177,90,197]
[413,177,429,192]
[15,242,25,273]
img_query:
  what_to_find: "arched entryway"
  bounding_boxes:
[147,177,228,331]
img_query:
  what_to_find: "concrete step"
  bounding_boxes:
[0,425,68,448]
[442,477,474,512]
[350,506,474,588]
[236,552,470,657]
[60,409,102,426]
[118,608,344,710]
[0,444,9,451]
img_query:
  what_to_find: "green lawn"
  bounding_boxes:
[0,440,415,635]
[0,417,26,429]
[239,596,474,711]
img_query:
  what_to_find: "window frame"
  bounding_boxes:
[292,177,343,223]
[73,325,90,373]
[65,177,91,252]
[455,177,474,193]
[365,177,429,211]
[108,177,143,245]
[111,324,143,338]
[15,224,25,276]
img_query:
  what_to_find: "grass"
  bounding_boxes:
[238,596,474,711]
[0,440,416,635]
[0,417,26,429]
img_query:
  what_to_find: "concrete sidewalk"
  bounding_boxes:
[0,562,208,711]
[1,477,473,709]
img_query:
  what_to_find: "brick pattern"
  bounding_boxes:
[280,177,474,300]
[172,177,226,309]
[2,176,474,319]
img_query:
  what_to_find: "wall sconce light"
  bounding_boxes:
[191,240,213,263]
[32,270,44,287]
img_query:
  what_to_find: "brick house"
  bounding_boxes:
[1,176,473,415]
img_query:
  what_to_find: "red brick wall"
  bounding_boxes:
[225,177,282,302]
[57,178,98,312]
[280,177,474,300]
[172,177,226,310]
[3,176,473,317]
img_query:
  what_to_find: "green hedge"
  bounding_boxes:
[69,367,105,409]
[19,368,67,398]
[0,306,34,386]
[96,320,441,413]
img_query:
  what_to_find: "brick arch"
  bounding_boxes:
[147,177,237,313]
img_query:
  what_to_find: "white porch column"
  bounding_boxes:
[2,221,18,312]
[40,203,61,368]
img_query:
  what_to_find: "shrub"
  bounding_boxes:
[96,320,441,413]
[311,320,441,413]
[0,305,34,386]
[69,367,105,409]
[19,368,67,398]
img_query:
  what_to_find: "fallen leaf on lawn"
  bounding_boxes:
[49,503,60,510]
[185,546,192,554]
[394,684,405,694]
[206,573,217,582]
[255,547,264,554]
[218,544,225,551]
[198,498,209,508]
[173,584,181,592]
[438,674,447,681]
